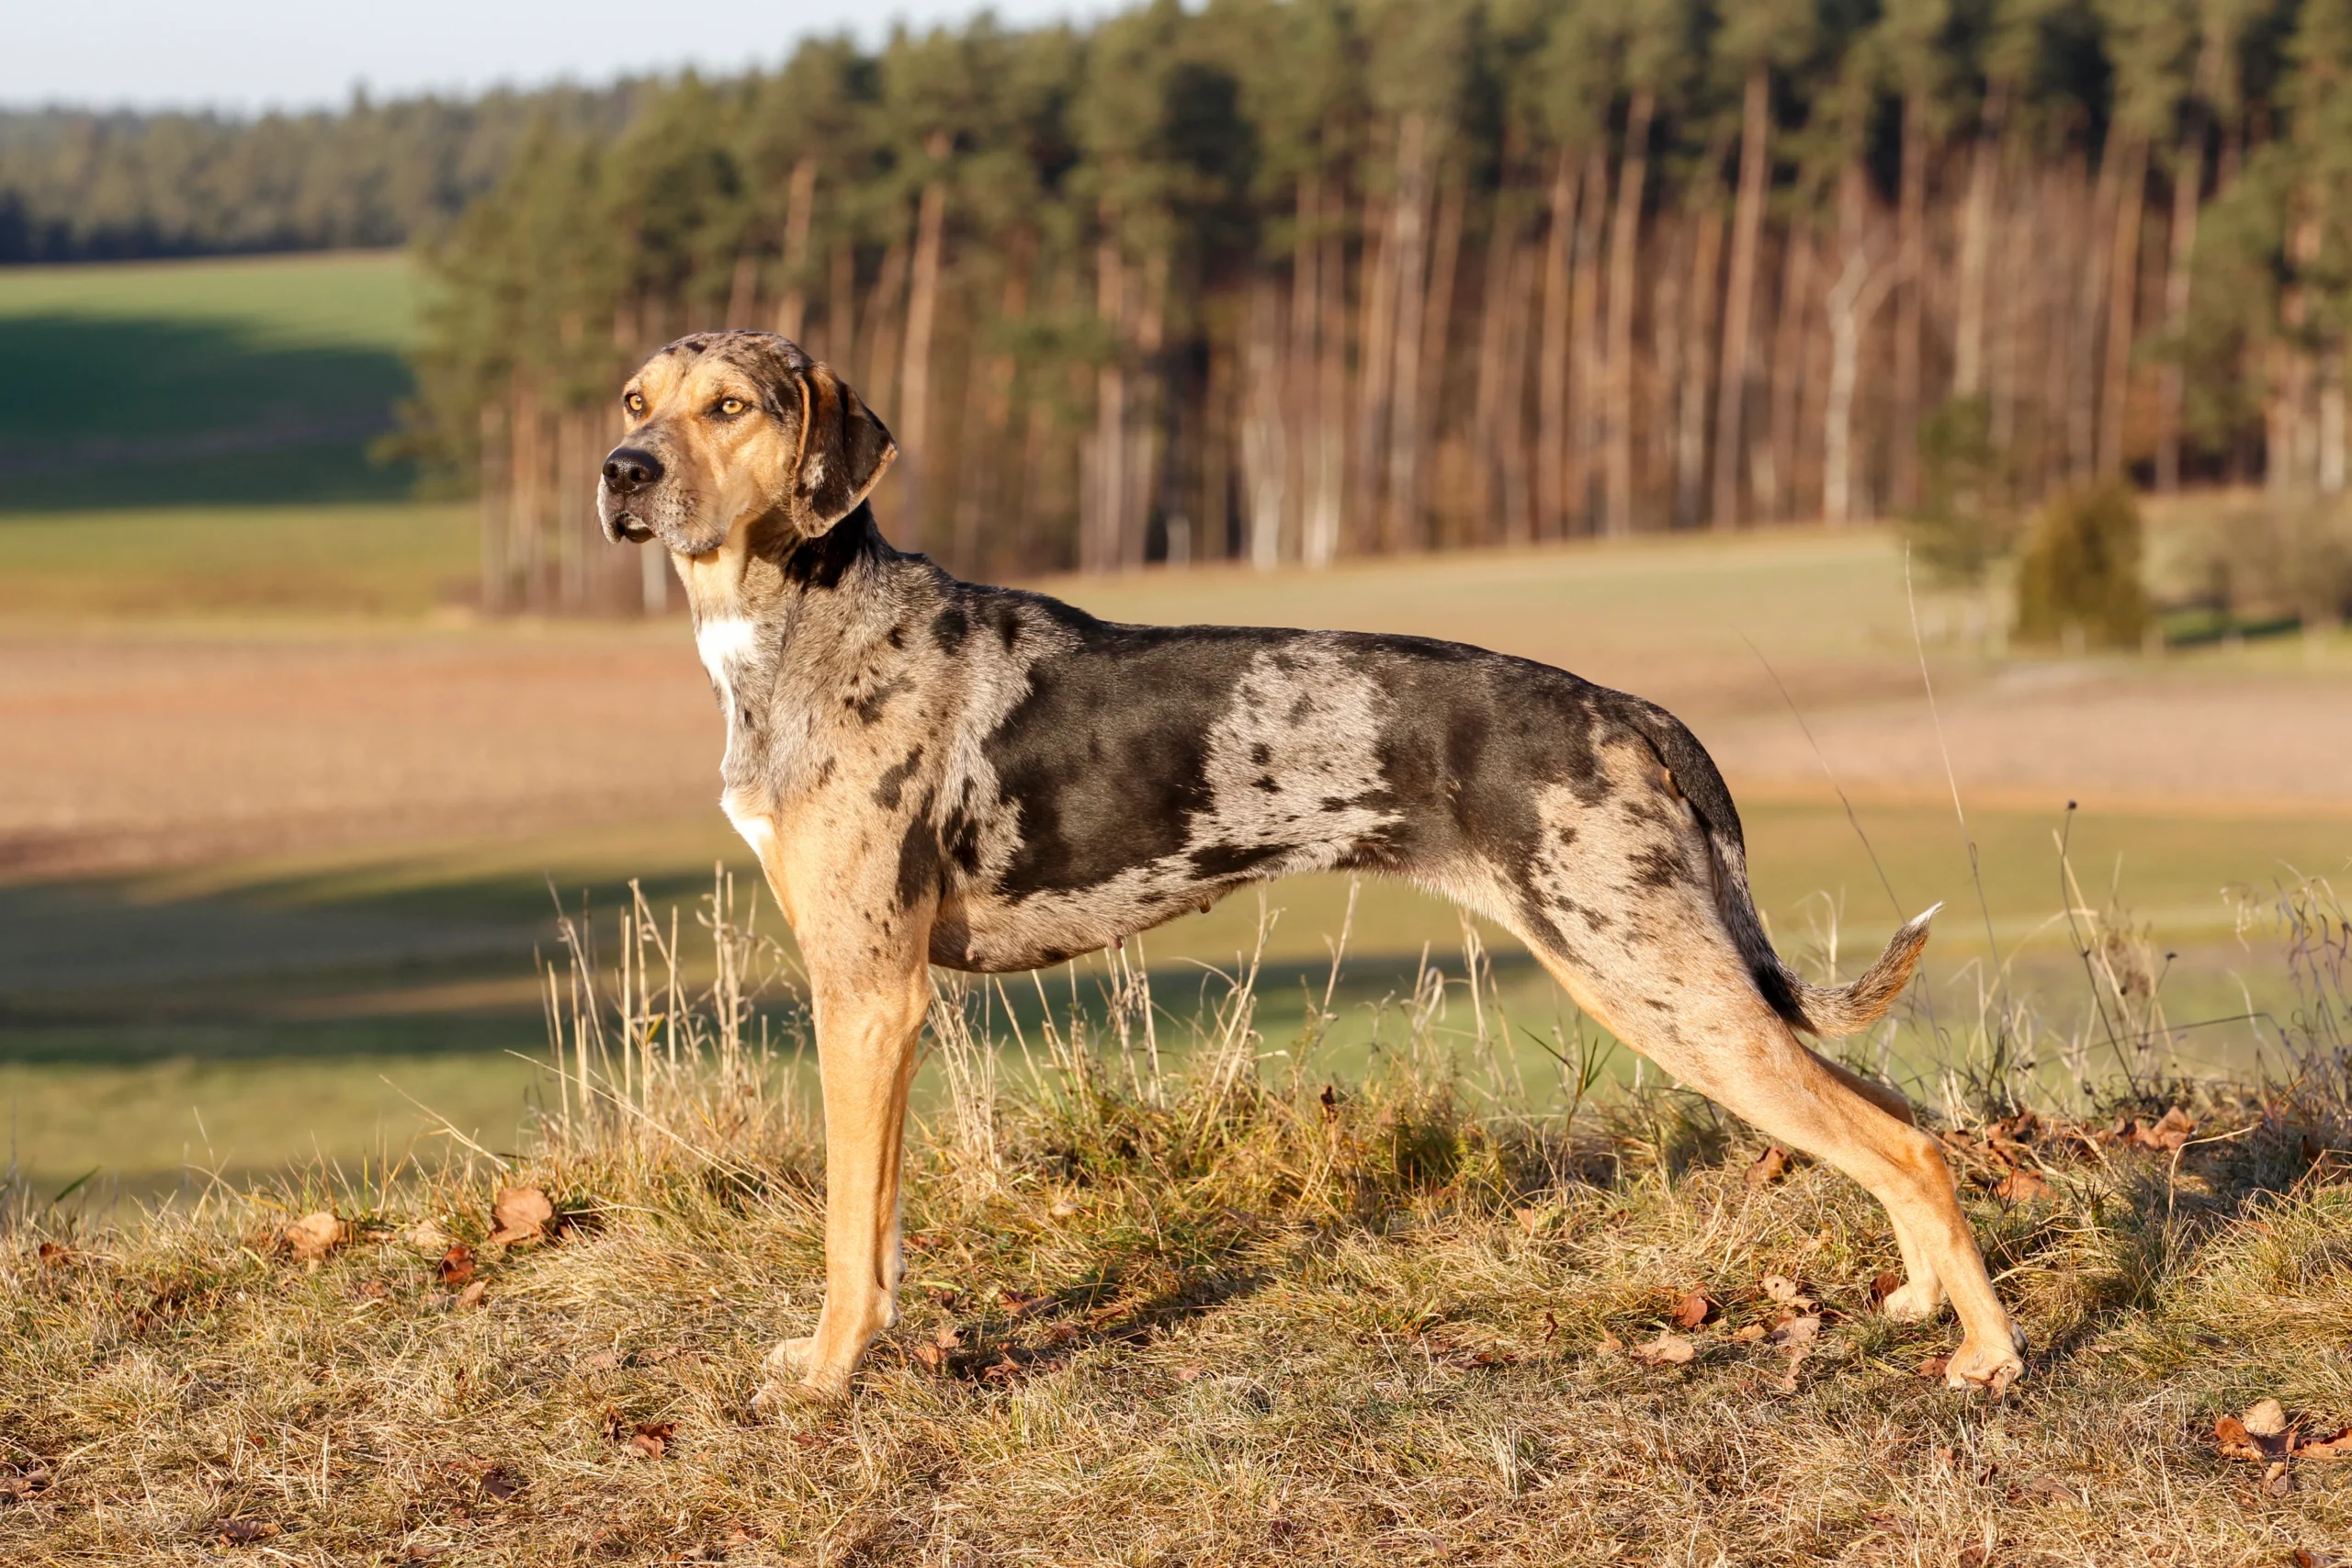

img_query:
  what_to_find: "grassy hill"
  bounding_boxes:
[0,251,418,511]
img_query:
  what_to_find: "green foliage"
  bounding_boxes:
[2015,480,2154,648]
[1904,395,2018,587]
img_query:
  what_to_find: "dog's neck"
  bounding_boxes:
[673,502,940,807]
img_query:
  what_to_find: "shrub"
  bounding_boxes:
[2014,480,2152,649]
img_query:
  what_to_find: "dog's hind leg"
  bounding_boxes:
[1808,1047,1946,1321]
[1528,925,2023,1390]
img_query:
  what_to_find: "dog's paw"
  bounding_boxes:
[1941,1327,2028,1394]
[1876,1278,1945,1324]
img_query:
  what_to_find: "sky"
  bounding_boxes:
[3,0,1117,116]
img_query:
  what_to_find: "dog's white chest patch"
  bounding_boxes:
[695,615,759,692]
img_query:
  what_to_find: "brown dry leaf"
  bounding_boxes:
[911,1322,964,1371]
[1630,1333,1697,1367]
[1048,1198,1081,1218]
[1917,1355,1951,1380]
[1595,1330,1626,1357]
[36,1241,77,1269]
[1869,1269,1903,1309]
[455,1280,487,1311]
[1746,1146,1790,1186]
[2132,1107,2197,1152]
[2296,1550,2345,1567]
[1175,1364,1208,1384]
[1767,1314,1822,1350]
[2296,1427,2352,1461]
[998,1288,1046,1318]
[437,1243,476,1287]
[628,1421,677,1460]
[282,1212,345,1264]
[214,1518,281,1544]
[1992,1168,2049,1202]
[486,1187,555,1246]
[2263,1461,2294,1497]
[1759,1274,1815,1310]
[481,1466,523,1502]
[1513,1205,1550,1236]
[1670,1291,1713,1330]
[1733,1324,1767,1344]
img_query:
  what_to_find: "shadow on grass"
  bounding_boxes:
[0,312,413,510]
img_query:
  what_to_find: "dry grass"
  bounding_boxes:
[6,874,2352,1565]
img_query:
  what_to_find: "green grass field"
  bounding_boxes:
[0,251,419,511]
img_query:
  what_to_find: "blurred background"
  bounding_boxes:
[2,0,2347,1201]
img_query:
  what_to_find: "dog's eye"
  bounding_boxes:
[718,397,747,417]
[624,391,645,416]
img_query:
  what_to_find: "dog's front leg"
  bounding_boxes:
[752,919,932,1412]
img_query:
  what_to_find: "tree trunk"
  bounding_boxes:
[2156,117,2202,492]
[1537,148,1577,540]
[1892,90,1928,512]
[2071,148,2119,482]
[1569,148,1608,530]
[1676,177,1726,528]
[1953,85,2004,399]
[898,137,952,548]
[822,241,855,371]
[479,400,510,614]
[1826,165,1895,526]
[1087,230,1125,572]
[1417,167,1464,543]
[2098,128,2147,479]
[1384,111,1435,554]
[1307,194,1348,565]
[774,155,818,344]
[954,240,1029,574]
[1604,89,1654,536]
[1242,274,1286,568]
[1763,225,1814,521]
[1472,186,1518,540]
[1713,61,1770,530]
[726,252,759,329]
[1125,249,1167,569]
[1285,171,1321,565]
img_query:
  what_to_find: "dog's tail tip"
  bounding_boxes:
[1787,906,1937,1037]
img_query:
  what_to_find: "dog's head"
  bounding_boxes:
[598,332,896,556]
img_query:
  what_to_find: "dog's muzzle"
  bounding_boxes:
[598,446,662,542]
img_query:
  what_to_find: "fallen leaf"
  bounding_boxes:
[1513,1205,1549,1235]
[1746,1146,1791,1186]
[1992,1168,2049,1202]
[1175,1364,1208,1383]
[1670,1291,1713,1330]
[2297,1427,2352,1461]
[2295,1550,2345,1567]
[282,1212,345,1264]
[1917,1355,1951,1380]
[1759,1274,1815,1309]
[911,1322,964,1371]
[998,1288,1046,1318]
[1733,1324,1767,1344]
[36,1241,77,1269]
[486,1187,555,1246]
[582,1349,620,1371]
[437,1244,476,1287]
[1049,1198,1080,1218]
[2132,1107,2197,1152]
[628,1421,677,1460]
[1541,1310,1560,1344]
[407,1218,452,1252]
[481,1466,523,1502]
[2264,1460,2294,1496]
[1595,1330,1625,1357]
[455,1280,486,1311]
[1630,1333,1696,1367]
[1767,1314,1822,1349]
[214,1518,281,1544]
[1869,1270,1903,1309]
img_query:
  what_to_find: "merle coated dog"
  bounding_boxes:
[596,331,2028,1409]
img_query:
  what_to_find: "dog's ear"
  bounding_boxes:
[787,362,896,536]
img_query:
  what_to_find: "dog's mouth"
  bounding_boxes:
[611,513,655,543]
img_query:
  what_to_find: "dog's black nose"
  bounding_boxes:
[602,446,663,493]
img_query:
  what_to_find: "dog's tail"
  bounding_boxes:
[1611,694,1937,1038]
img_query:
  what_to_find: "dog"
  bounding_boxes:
[596,330,2028,1409]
